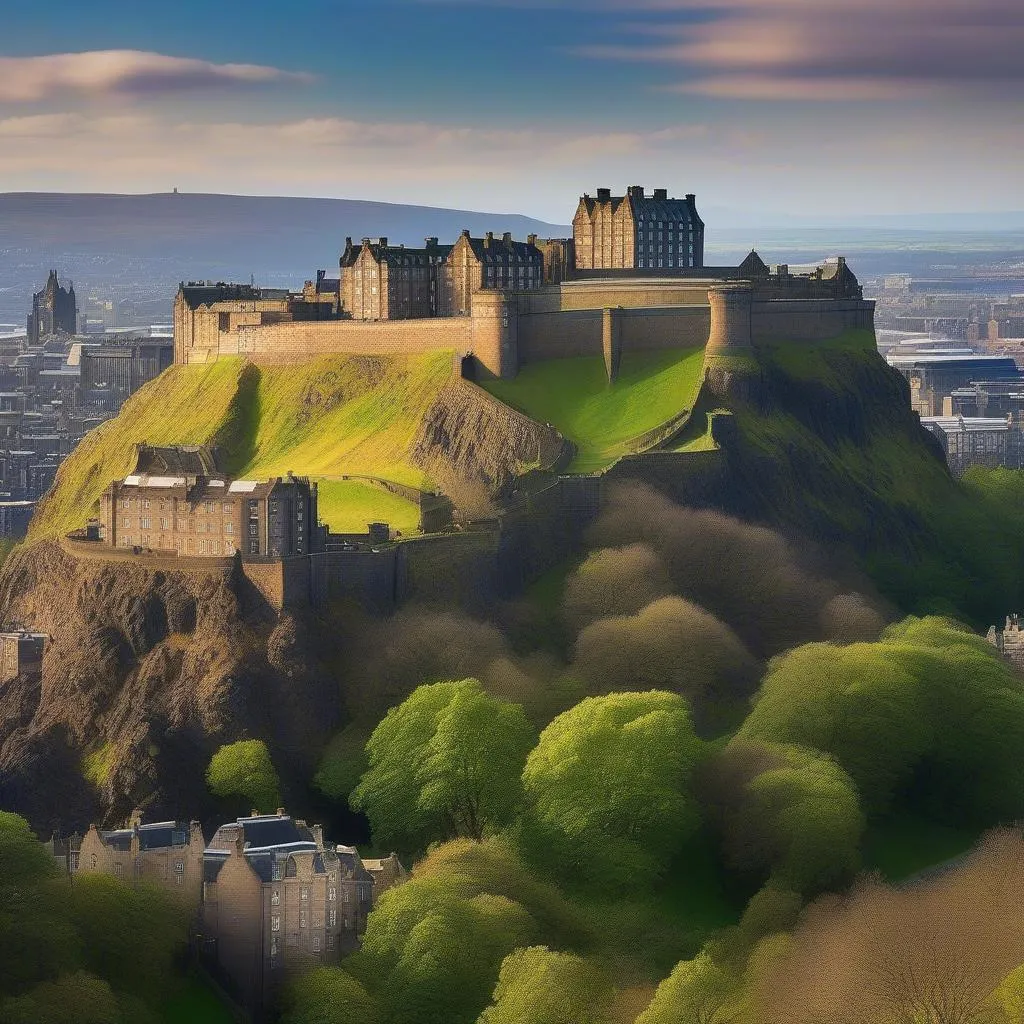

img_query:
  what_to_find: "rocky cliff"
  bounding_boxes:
[0,540,339,833]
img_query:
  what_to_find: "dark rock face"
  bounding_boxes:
[0,541,340,835]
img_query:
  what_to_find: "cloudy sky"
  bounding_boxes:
[1,0,1020,222]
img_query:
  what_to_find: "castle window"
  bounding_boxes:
[312,935,321,952]
[140,517,152,530]
[142,500,150,510]
[328,886,336,902]
[249,523,258,537]
[225,522,233,535]
[271,914,280,931]
[327,933,335,949]
[250,540,259,555]
[272,889,280,905]
[272,861,282,881]
[121,518,131,529]
[300,886,309,902]
[329,908,337,927]
[222,503,232,513]
[300,909,308,928]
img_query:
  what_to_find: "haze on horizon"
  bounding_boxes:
[0,0,1021,225]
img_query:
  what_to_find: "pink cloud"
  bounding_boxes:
[0,50,313,103]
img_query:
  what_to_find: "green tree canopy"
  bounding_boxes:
[351,679,536,851]
[701,741,864,895]
[281,967,380,1024]
[635,952,738,1024]
[206,739,281,814]
[739,616,1024,822]
[521,691,703,885]
[478,946,613,1024]
[353,875,537,1024]
[0,971,120,1024]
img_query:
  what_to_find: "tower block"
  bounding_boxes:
[706,283,754,357]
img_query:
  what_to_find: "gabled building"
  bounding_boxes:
[98,445,320,558]
[340,236,453,320]
[442,230,545,316]
[200,812,376,1013]
[27,271,77,344]
[77,808,206,907]
[572,186,704,272]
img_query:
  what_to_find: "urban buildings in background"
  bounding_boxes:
[47,807,406,1019]
[0,271,174,538]
[871,269,1024,477]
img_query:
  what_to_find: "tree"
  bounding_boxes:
[351,680,536,851]
[206,739,281,813]
[521,691,703,885]
[281,967,379,1024]
[739,617,1024,823]
[636,953,737,1024]
[356,875,537,1024]
[478,946,613,1024]
[0,971,120,1024]
[700,740,864,895]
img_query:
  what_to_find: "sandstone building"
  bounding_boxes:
[572,186,704,272]
[201,812,377,1013]
[99,445,320,558]
[77,808,206,908]
[0,630,46,683]
[27,270,77,343]
[442,230,546,316]
[340,236,452,320]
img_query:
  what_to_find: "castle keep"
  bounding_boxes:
[173,185,873,378]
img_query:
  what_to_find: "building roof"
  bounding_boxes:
[133,444,223,478]
[921,416,1011,433]
[178,282,287,308]
[98,820,191,852]
[459,232,543,266]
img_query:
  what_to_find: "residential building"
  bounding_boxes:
[77,808,206,908]
[340,237,453,320]
[362,853,408,895]
[200,812,377,1014]
[442,230,545,316]
[572,186,704,272]
[98,445,320,558]
[988,615,1024,672]
[79,340,174,411]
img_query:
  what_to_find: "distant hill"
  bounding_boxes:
[0,191,568,274]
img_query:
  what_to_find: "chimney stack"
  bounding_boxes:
[653,188,668,201]
[596,187,611,201]
[485,231,494,248]
[502,232,512,243]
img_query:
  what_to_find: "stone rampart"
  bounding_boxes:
[751,298,874,342]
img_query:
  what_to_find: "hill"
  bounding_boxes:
[28,351,566,538]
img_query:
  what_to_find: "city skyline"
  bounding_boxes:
[0,0,1022,222]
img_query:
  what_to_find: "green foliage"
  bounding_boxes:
[280,967,380,1024]
[353,876,537,1024]
[478,946,614,1024]
[521,692,703,885]
[82,743,117,789]
[483,347,706,473]
[351,680,536,850]
[313,722,372,802]
[68,876,188,1004]
[0,971,121,1024]
[704,741,865,895]
[740,617,1024,824]
[635,952,737,1024]
[206,739,281,813]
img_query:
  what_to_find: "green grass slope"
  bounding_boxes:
[317,480,420,534]
[707,329,1024,625]
[483,347,706,473]
[31,352,454,539]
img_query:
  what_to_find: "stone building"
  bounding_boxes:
[442,230,545,316]
[79,339,174,411]
[200,812,377,1013]
[572,186,704,272]
[77,808,206,908]
[988,615,1024,672]
[530,236,576,284]
[0,630,46,683]
[340,237,452,320]
[362,853,408,895]
[27,271,77,344]
[99,445,320,558]
[920,414,1012,477]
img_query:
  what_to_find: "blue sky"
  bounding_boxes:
[1,0,1021,222]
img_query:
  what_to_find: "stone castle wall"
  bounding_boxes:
[177,277,875,378]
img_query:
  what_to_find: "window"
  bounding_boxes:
[328,887,336,902]
[249,540,259,555]
[120,498,130,510]
[114,863,124,879]
[142,500,150,510]
[312,935,321,952]
[223,503,232,513]
[272,861,282,882]
[120,517,131,529]
[140,517,152,530]
[343,888,351,903]
[329,908,337,927]
[300,909,308,929]
[271,914,280,932]
[270,935,279,959]
[160,518,169,530]
[327,933,335,950]
[300,886,309,902]
[225,522,233,535]
[249,523,258,537]
[271,889,280,906]
[248,500,258,514]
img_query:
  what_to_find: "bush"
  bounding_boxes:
[206,739,281,813]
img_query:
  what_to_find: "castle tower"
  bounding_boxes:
[470,290,519,379]
[706,282,754,357]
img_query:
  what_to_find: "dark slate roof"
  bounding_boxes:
[137,822,190,850]
[206,814,315,854]
[464,237,543,266]
[134,444,223,477]
[100,829,133,852]
[178,283,285,308]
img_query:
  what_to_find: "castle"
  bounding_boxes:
[173,186,873,379]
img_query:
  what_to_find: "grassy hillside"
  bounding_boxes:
[317,480,420,534]
[483,347,706,473]
[30,352,455,539]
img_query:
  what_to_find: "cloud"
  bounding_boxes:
[0,50,312,103]
[568,0,1024,100]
